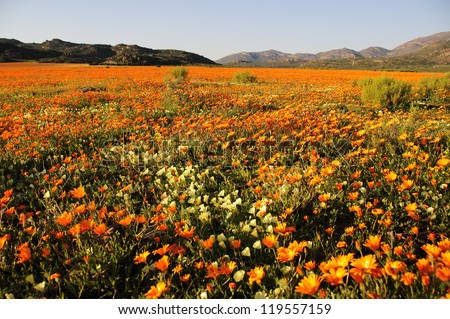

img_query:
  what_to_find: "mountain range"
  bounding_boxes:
[0,38,217,66]
[1,32,449,70]
[216,31,450,70]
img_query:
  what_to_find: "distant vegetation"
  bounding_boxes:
[357,72,450,110]
[357,76,412,111]
[0,38,217,66]
[232,71,257,84]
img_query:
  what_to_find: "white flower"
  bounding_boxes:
[241,247,251,257]
[253,240,262,249]
[233,270,245,282]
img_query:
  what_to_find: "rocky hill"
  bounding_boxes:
[0,38,217,65]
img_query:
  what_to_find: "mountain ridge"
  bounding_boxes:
[0,38,217,66]
[216,31,450,66]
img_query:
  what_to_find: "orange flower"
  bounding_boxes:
[92,223,108,236]
[405,202,418,213]
[400,272,416,286]
[416,258,434,275]
[0,234,11,249]
[49,273,61,280]
[201,236,214,249]
[384,260,406,280]
[350,254,380,284]
[262,234,278,248]
[336,241,347,248]
[318,193,330,203]
[70,184,86,199]
[42,247,50,258]
[73,204,86,214]
[422,244,441,260]
[56,211,73,226]
[322,267,348,286]
[134,251,150,264]
[363,235,382,251]
[118,215,133,227]
[17,242,31,264]
[247,266,265,285]
[436,267,450,282]
[385,171,397,182]
[440,251,450,267]
[230,239,241,249]
[273,222,296,236]
[219,261,237,276]
[304,261,316,271]
[436,157,450,167]
[153,244,170,256]
[205,263,221,279]
[295,273,322,295]
[176,224,195,239]
[276,241,307,263]
[144,282,168,299]
[155,255,170,272]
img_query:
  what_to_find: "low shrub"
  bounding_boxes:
[416,72,450,106]
[232,71,257,84]
[357,76,412,111]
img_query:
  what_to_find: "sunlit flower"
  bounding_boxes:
[322,267,348,286]
[436,267,450,282]
[422,244,441,260]
[273,222,296,236]
[201,236,214,249]
[134,251,150,264]
[350,254,381,284]
[437,157,450,167]
[262,234,278,248]
[155,255,170,272]
[384,260,406,280]
[49,273,61,281]
[17,242,31,264]
[363,235,382,251]
[400,272,416,286]
[295,274,322,295]
[56,211,73,226]
[144,282,168,299]
[0,234,11,249]
[70,184,86,199]
[385,171,397,182]
[247,266,265,285]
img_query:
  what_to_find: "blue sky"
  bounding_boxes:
[0,0,449,60]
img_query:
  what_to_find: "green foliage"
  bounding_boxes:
[416,72,450,106]
[232,71,257,84]
[171,66,188,80]
[165,66,189,87]
[357,76,412,111]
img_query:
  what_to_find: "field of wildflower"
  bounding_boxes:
[0,63,449,299]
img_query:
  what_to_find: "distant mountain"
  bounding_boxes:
[390,31,450,56]
[359,47,391,58]
[316,48,362,60]
[216,31,450,70]
[0,38,217,65]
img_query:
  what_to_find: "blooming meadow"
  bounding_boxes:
[0,63,449,299]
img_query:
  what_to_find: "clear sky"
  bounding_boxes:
[0,0,449,61]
